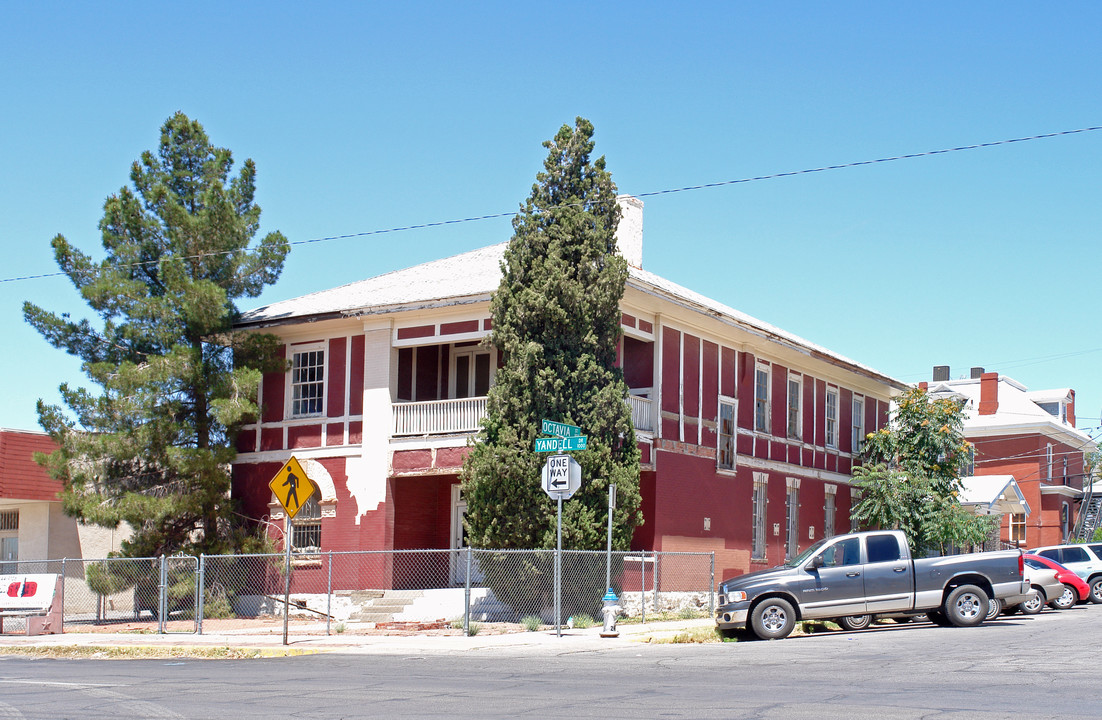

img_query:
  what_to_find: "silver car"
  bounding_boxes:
[1030,544,1102,604]
[991,566,1062,618]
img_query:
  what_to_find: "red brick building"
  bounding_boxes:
[924,367,1098,548]
[232,198,907,587]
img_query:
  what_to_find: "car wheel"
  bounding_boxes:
[1051,585,1077,610]
[985,597,1003,621]
[750,598,796,640]
[943,584,989,627]
[1019,588,1045,615]
[1089,577,1102,604]
[839,615,872,631]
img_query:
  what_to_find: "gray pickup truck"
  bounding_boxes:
[716,529,1026,640]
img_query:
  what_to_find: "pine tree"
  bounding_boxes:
[23,112,290,557]
[462,117,641,552]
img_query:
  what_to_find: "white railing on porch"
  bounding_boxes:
[393,397,487,436]
[627,394,654,433]
[392,394,655,437]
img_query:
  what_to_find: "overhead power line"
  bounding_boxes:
[3,124,1100,286]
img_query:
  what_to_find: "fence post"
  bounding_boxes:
[197,555,205,635]
[653,551,659,613]
[326,551,333,636]
[158,555,167,635]
[709,552,715,615]
[60,558,66,633]
[463,547,472,636]
[640,551,646,624]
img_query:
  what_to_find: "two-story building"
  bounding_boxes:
[923,366,1098,548]
[231,198,908,585]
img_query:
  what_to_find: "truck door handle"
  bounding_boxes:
[846,572,861,577]
[893,567,907,573]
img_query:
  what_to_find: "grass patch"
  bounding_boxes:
[0,645,317,660]
[646,626,724,644]
[570,614,595,629]
[797,620,841,635]
[521,616,542,632]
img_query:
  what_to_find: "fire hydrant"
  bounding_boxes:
[600,588,621,638]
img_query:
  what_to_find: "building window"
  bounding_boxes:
[290,344,325,417]
[825,388,838,449]
[1009,513,1026,546]
[752,473,768,561]
[785,480,800,560]
[823,486,837,539]
[0,510,17,574]
[787,377,801,440]
[959,445,975,477]
[1046,444,1053,482]
[851,396,865,454]
[453,347,492,399]
[755,365,770,433]
[718,399,736,470]
[290,487,322,554]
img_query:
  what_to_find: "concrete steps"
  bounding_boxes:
[347,590,422,623]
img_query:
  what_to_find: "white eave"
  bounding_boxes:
[959,475,1031,515]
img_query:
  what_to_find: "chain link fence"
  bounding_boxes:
[0,549,714,636]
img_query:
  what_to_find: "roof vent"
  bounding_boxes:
[970,367,985,379]
[933,366,950,382]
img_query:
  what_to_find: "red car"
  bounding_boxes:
[1024,553,1091,609]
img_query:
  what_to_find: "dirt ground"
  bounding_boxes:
[60,616,531,637]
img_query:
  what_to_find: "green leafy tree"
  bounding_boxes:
[24,112,289,558]
[851,387,997,555]
[461,117,642,553]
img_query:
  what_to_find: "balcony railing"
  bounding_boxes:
[393,397,487,436]
[392,394,655,437]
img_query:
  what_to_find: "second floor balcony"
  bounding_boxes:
[392,394,654,438]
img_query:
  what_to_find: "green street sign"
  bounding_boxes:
[534,435,588,453]
[541,419,583,438]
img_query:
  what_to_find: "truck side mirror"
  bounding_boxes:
[809,554,825,570]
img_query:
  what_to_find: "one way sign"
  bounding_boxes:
[541,454,581,500]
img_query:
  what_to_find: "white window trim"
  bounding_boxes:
[785,478,800,560]
[717,396,737,472]
[288,341,327,419]
[754,363,771,434]
[825,387,839,449]
[752,472,768,561]
[823,484,837,539]
[787,373,802,441]
[852,395,865,454]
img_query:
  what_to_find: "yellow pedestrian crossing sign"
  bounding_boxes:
[269,456,316,520]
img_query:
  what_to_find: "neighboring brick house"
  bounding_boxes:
[232,198,908,587]
[0,428,128,567]
[923,367,1098,548]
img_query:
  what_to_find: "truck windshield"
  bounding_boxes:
[783,538,830,567]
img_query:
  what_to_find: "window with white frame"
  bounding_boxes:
[1046,444,1053,482]
[290,344,325,417]
[785,479,800,560]
[1009,513,1026,545]
[787,376,801,440]
[290,486,322,554]
[851,396,865,454]
[752,473,768,561]
[755,365,770,433]
[823,485,837,539]
[717,399,736,470]
[0,510,17,573]
[825,388,838,448]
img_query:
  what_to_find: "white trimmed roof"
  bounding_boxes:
[239,242,905,388]
[959,474,1031,516]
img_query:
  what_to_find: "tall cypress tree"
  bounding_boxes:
[462,117,641,551]
[23,112,290,557]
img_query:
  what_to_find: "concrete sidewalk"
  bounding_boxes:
[0,619,718,656]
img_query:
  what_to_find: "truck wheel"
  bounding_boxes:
[985,597,1003,621]
[926,610,951,626]
[750,598,796,640]
[1051,584,1077,610]
[943,585,988,627]
[1089,577,1102,604]
[1019,588,1044,615]
[838,615,872,631]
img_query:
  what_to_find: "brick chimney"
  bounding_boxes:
[1068,389,1076,427]
[978,372,999,415]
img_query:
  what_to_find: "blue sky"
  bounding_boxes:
[2,3,1100,437]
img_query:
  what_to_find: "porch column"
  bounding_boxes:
[347,319,392,522]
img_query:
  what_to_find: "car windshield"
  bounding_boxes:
[1024,558,1045,571]
[783,537,830,567]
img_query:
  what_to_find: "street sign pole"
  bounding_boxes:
[556,494,562,638]
[605,484,616,593]
[283,518,292,646]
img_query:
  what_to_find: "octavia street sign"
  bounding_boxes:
[541,419,583,438]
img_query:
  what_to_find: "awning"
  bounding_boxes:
[958,475,1031,516]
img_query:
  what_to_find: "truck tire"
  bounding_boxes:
[750,598,796,640]
[942,584,988,627]
[838,615,872,631]
[985,597,1003,621]
[926,610,952,626]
